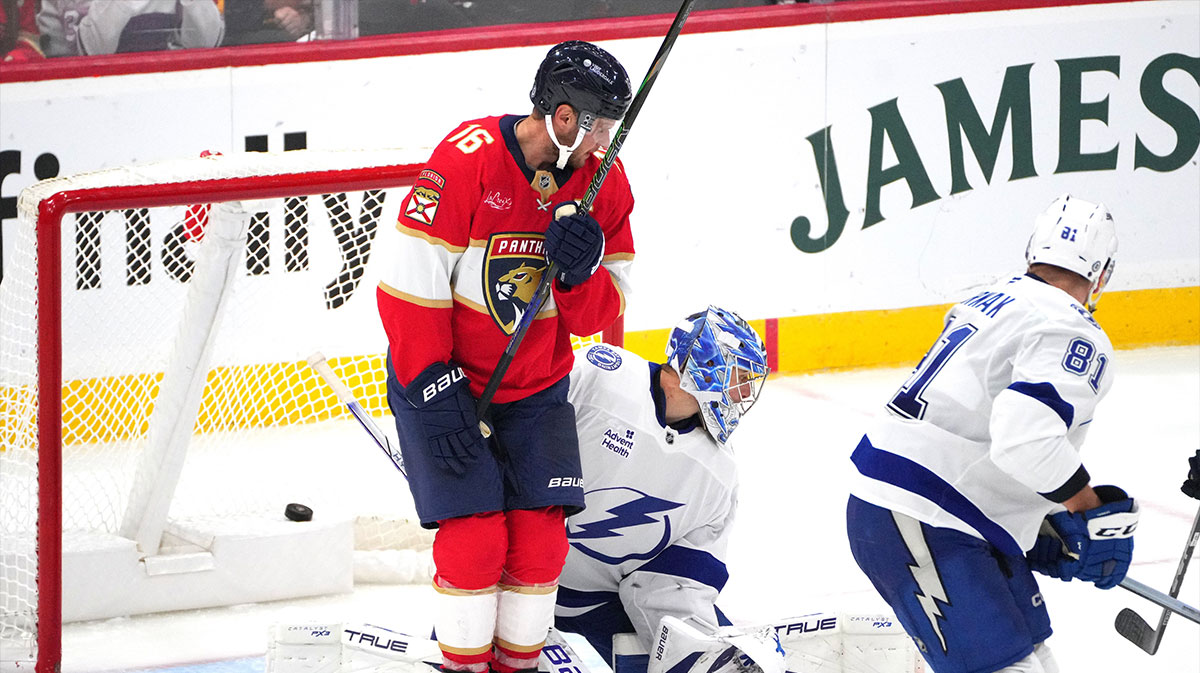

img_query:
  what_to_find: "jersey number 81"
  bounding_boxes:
[1063,337,1108,393]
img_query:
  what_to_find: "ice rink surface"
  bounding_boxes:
[58,346,1199,673]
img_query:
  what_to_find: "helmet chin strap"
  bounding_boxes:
[545,114,588,170]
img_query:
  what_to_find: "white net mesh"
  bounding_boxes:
[1,177,40,666]
[0,151,616,668]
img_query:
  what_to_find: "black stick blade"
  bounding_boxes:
[1115,607,1160,655]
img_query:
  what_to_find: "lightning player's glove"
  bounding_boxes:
[1182,450,1200,500]
[1028,485,1139,589]
[545,201,604,288]
[1027,530,1074,580]
[403,361,486,476]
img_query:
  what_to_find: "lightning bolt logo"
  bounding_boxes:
[567,487,683,565]
[893,512,950,654]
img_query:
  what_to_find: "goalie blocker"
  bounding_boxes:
[266,614,921,673]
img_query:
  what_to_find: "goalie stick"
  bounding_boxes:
[474,0,697,436]
[306,352,407,477]
[1115,502,1200,652]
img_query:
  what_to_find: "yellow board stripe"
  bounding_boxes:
[0,355,394,448]
[622,286,1200,373]
[3,287,1192,450]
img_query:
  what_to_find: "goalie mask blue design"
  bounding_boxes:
[666,306,769,446]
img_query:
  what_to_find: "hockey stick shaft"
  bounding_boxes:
[1118,576,1200,624]
[474,0,697,434]
[1154,503,1200,618]
[1114,502,1200,651]
[306,352,407,477]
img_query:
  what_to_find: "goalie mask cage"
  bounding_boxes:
[0,150,622,672]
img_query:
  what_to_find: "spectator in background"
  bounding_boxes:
[2,0,43,61]
[357,0,782,39]
[357,0,471,37]
[37,0,223,56]
[224,0,312,45]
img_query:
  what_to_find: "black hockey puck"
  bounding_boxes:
[285,503,313,522]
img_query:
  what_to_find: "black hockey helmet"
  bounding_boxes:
[530,41,632,123]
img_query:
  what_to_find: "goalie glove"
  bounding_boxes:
[403,361,487,476]
[1027,485,1138,589]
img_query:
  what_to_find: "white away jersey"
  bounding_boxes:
[557,344,737,648]
[850,274,1115,556]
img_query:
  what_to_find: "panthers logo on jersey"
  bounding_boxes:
[484,233,548,335]
[567,486,684,565]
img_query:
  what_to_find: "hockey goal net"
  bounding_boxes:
[0,150,622,672]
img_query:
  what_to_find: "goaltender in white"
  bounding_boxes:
[554,306,770,671]
[556,308,920,673]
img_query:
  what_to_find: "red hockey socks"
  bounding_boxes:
[493,507,569,673]
[433,512,507,672]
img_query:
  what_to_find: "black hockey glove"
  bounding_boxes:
[1182,450,1200,500]
[545,201,604,288]
[403,361,486,476]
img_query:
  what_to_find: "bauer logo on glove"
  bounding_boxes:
[419,366,466,405]
[401,361,485,476]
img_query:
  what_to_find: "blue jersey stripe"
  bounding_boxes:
[1007,381,1074,428]
[557,586,620,609]
[637,544,729,591]
[665,652,704,673]
[852,436,1024,557]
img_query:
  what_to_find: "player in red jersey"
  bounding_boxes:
[377,41,635,673]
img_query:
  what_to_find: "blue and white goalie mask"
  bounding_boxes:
[666,306,769,446]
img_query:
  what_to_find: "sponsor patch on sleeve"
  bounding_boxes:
[405,186,441,226]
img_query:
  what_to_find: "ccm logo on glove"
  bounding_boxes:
[420,366,466,404]
[1089,519,1138,538]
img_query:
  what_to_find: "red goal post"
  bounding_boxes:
[0,150,622,672]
